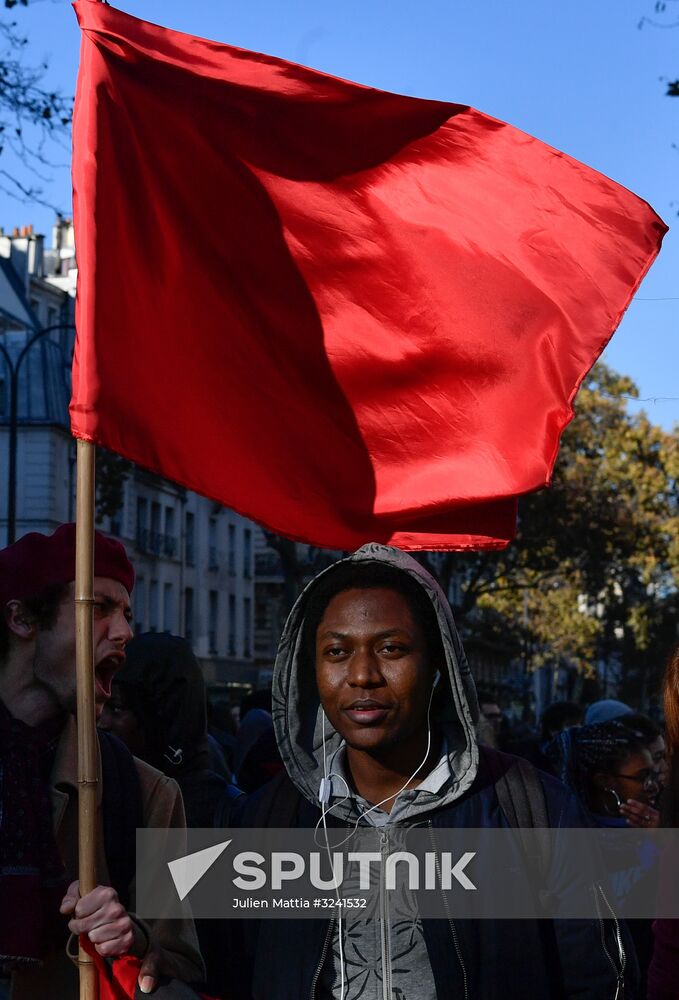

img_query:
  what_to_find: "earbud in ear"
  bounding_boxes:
[318,777,332,804]
[433,669,442,688]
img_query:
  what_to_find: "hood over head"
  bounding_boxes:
[583,699,633,726]
[112,632,210,776]
[232,708,274,777]
[272,543,480,821]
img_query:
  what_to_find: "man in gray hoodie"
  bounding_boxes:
[224,543,634,1000]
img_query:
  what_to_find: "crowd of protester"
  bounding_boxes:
[474,680,677,999]
[93,622,679,996]
[107,652,679,998]
[0,524,679,1000]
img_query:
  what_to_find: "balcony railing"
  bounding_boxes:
[136,527,178,559]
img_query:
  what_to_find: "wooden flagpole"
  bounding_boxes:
[75,438,98,1000]
[76,5,106,995]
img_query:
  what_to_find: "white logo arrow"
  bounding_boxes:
[168,840,231,900]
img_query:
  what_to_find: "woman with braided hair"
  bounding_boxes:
[549,718,662,992]
[549,718,662,827]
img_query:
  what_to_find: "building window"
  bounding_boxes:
[136,497,148,549]
[228,524,236,575]
[164,506,176,558]
[255,596,268,632]
[228,593,236,656]
[208,516,218,570]
[209,590,218,654]
[110,481,124,538]
[134,578,145,634]
[150,502,161,555]
[243,529,252,579]
[185,511,195,566]
[163,583,174,634]
[184,587,194,644]
[243,597,251,658]
[149,580,159,632]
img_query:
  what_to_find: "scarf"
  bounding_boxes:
[0,700,70,968]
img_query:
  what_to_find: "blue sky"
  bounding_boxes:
[2,0,677,428]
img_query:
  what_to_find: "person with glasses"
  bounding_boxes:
[548,718,663,993]
[548,718,661,824]
[614,712,668,829]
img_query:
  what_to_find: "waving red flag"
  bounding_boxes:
[70,1,666,551]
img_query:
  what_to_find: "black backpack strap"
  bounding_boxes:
[98,730,143,908]
[482,746,552,888]
[494,755,549,829]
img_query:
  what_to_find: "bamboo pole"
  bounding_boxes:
[75,438,98,1000]
[78,7,105,996]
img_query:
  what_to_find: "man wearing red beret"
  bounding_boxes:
[0,524,204,999]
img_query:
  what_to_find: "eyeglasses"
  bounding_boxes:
[609,769,661,791]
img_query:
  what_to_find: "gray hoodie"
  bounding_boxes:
[270,543,481,1000]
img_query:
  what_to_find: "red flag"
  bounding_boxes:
[70,1,665,551]
[80,937,220,1000]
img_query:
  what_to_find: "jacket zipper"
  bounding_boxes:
[309,918,335,1000]
[593,883,626,999]
[428,822,468,1000]
[379,829,392,1000]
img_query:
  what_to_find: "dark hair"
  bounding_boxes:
[549,719,649,800]
[111,632,211,775]
[540,701,583,742]
[302,561,445,672]
[617,712,662,745]
[0,582,70,661]
[240,688,273,721]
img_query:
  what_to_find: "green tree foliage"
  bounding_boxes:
[419,364,678,693]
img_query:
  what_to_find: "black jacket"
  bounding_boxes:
[223,748,637,1000]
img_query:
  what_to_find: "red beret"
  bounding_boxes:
[0,523,135,608]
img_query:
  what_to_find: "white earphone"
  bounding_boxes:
[318,776,332,805]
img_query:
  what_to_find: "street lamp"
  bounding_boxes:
[0,322,75,544]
